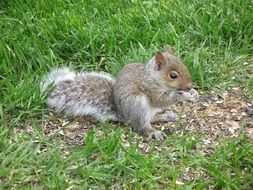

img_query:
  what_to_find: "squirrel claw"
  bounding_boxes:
[146,130,166,141]
[153,130,166,141]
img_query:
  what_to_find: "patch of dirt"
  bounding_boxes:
[15,87,252,148]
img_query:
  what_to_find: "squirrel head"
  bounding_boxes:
[154,45,192,92]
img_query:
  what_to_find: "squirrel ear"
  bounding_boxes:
[165,45,173,54]
[155,52,166,71]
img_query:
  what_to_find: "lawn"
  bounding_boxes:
[1,0,253,189]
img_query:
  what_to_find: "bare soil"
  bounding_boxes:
[16,87,253,148]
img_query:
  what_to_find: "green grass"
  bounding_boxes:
[1,0,253,189]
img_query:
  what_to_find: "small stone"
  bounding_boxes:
[176,180,184,185]
[241,112,247,116]
[202,102,209,107]
[181,114,187,118]
[232,87,240,91]
[59,130,65,135]
[230,109,237,113]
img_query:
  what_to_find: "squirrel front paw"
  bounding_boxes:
[181,88,199,102]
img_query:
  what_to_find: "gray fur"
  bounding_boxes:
[41,67,120,121]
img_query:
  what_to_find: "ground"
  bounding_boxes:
[17,88,253,147]
[13,87,253,189]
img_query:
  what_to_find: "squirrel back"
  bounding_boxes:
[41,67,120,121]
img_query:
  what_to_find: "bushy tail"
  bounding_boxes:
[40,67,76,92]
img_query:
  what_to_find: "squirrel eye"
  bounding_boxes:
[169,71,178,79]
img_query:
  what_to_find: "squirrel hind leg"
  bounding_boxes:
[119,95,165,140]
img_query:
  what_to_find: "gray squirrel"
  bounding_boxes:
[41,45,199,140]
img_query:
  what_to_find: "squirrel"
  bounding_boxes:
[41,45,199,140]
